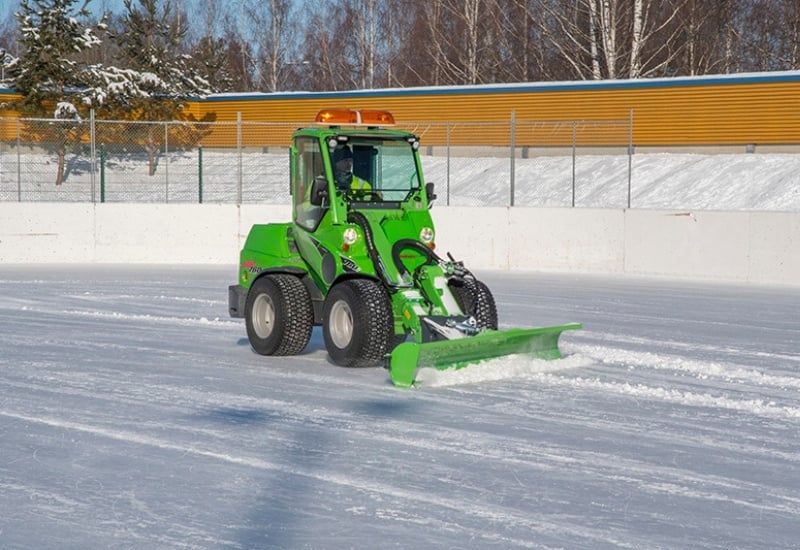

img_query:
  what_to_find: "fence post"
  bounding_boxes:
[628,109,634,209]
[164,122,169,203]
[16,120,21,202]
[571,121,577,207]
[510,110,516,207]
[237,112,243,204]
[198,146,203,204]
[90,109,96,202]
[100,144,106,203]
[446,121,451,206]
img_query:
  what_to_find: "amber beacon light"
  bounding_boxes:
[315,108,396,126]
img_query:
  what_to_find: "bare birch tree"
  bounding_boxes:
[628,0,687,77]
[537,0,598,79]
[421,1,447,85]
[429,0,499,85]
[350,0,377,89]
[740,0,800,71]
[14,0,800,99]
[538,0,688,79]
[595,0,618,78]
[247,0,295,92]
[488,0,548,83]
[629,0,644,78]
[452,0,483,84]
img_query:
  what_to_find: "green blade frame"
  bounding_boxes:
[388,323,582,387]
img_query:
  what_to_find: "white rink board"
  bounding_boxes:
[1,203,797,286]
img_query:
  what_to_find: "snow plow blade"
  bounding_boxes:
[388,323,582,387]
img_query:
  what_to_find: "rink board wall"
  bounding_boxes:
[1,203,797,287]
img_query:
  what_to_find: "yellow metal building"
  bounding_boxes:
[188,71,800,148]
[3,70,800,147]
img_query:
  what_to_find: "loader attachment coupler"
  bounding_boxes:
[421,316,479,340]
[388,323,582,388]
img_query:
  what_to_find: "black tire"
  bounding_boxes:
[322,279,393,368]
[448,277,498,330]
[245,274,314,356]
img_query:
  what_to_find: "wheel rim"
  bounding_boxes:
[328,299,353,349]
[252,294,275,339]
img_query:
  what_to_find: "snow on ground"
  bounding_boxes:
[3,150,800,210]
[1,265,799,549]
[1,143,798,547]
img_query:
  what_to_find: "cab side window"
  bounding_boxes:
[294,138,326,230]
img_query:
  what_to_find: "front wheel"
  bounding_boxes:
[448,277,498,331]
[323,279,393,368]
[245,274,314,356]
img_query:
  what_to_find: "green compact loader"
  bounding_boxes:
[228,108,580,387]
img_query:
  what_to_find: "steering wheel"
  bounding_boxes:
[348,190,382,201]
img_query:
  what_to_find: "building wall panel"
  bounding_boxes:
[4,71,800,147]
[192,73,800,147]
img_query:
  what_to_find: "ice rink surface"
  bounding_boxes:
[1,265,798,549]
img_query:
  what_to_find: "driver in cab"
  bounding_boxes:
[332,145,372,194]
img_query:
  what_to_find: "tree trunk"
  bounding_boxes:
[600,0,617,79]
[147,125,156,177]
[630,0,644,78]
[56,142,66,186]
[589,0,602,79]
[464,0,481,85]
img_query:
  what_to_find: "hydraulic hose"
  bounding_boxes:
[347,211,394,286]
[391,238,441,280]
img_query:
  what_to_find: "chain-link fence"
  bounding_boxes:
[407,119,633,207]
[5,113,794,209]
[0,117,296,203]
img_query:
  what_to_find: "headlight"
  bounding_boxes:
[420,227,434,243]
[343,227,358,245]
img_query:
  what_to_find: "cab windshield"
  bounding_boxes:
[293,134,422,230]
[341,137,420,201]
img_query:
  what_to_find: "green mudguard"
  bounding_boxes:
[388,323,582,387]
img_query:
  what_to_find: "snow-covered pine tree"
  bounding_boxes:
[118,0,214,176]
[191,35,234,94]
[189,0,235,93]
[12,0,107,185]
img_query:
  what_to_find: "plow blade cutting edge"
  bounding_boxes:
[388,322,582,387]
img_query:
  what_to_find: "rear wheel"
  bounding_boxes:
[448,278,498,330]
[245,274,314,356]
[323,279,393,367]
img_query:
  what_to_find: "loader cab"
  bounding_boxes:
[291,108,428,230]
